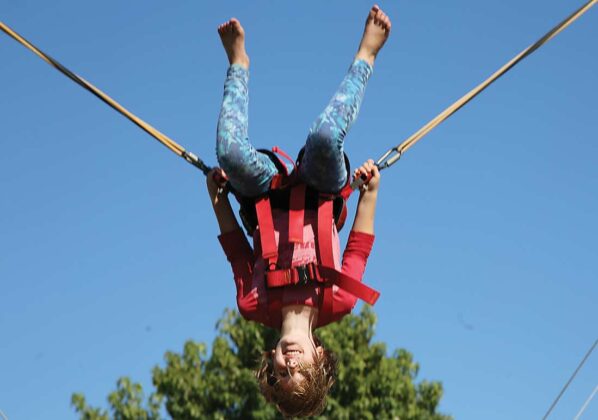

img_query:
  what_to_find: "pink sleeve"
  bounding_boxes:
[331,230,375,320]
[218,229,259,318]
[218,230,280,328]
[218,229,255,283]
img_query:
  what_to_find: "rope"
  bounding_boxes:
[0,21,211,174]
[377,0,597,170]
[542,338,598,420]
[573,384,598,420]
[2,1,596,176]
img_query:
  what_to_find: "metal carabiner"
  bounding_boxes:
[376,147,402,171]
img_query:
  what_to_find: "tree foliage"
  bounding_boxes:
[72,307,451,419]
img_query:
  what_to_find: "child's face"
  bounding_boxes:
[271,334,323,390]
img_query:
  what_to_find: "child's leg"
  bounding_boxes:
[216,18,276,197]
[216,65,277,197]
[300,5,390,193]
[300,59,373,193]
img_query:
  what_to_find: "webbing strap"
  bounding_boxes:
[376,0,597,171]
[266,264,380,306]
[317,198,335,267]
[256,192,284,326]
[318,266,380,306]
[266,264,316,288]
[0,21,211,174]
[255,196,278,264]
[339,182,355,200]
[317,198,335,324]
[289,184,306,243]
[272,146,296,176]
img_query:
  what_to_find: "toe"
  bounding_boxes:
[369,5,379,19]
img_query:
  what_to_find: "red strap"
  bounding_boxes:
[339,182,355,200]
[318,266,380,306]
[317,198,335,267]
[266,270,294,287]
[266,263,318,288]
[270,173,284,190]
[289,184,306,243]
[266,264,379,305]
[272,146,297,174]
[255,196,278,265]
[316,197,335,324]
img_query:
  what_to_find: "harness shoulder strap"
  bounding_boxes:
[255,195,278,267]
[289,184,306,243]
[316,196,335,325]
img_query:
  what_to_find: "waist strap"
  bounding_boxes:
[266,264,380,306]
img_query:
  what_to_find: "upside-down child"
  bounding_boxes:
[206,5,391,417]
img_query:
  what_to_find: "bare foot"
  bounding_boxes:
[217,18,250,69]
[356,5,391,66]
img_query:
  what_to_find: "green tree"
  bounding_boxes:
[72,307,451,419]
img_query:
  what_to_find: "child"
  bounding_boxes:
[207,5,390,417]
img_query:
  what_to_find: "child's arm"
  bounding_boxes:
[350,159,380,234]
[206,168,242,234]
[328,160,380,324]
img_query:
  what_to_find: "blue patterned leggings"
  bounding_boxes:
[216,60,372,197]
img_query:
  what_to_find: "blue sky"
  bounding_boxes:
[1,1,596,419]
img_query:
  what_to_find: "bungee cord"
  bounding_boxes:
[542,338,598,420]
[573,384,598,420]
[0,21,211,174]
[2,0,595,181]
[376,0,597,170]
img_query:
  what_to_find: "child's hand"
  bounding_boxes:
[206,168,229,203]
[353,159,380,193]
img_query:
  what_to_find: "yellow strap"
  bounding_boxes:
[2,1,595,174]
[0,20,210,173]
[378,0,597,169]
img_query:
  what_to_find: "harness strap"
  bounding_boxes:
[317,266,380,305]
[317,197,335,324]
[317,197,335,267]
[266,264,380,306]
[255,195,278,266]
[266,263,318,287]
[289,184,306,243]
[339,182,355,200]
[272,146,296,173]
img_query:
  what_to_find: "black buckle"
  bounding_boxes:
[296,265,310,285]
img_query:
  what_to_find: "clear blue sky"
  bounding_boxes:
[1,1,596,419]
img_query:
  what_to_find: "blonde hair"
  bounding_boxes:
[256,341,337,417]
